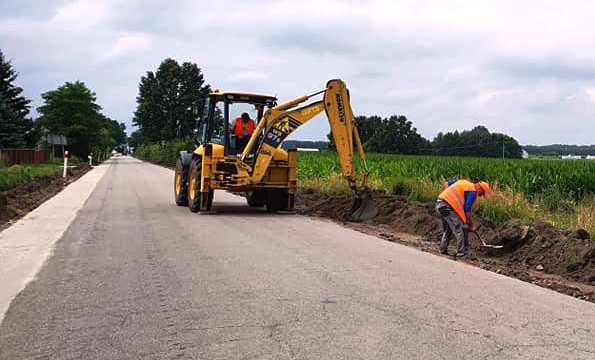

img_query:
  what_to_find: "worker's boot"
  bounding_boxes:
[455,252,468,259]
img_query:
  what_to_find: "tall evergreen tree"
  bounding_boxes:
[133,58,210,142]
[0,49,32,148]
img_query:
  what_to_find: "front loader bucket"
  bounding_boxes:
[349,190,378,222]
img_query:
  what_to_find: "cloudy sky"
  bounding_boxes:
[1,0,594,145]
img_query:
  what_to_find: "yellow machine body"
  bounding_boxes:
[174,79,377,220]
[192,144,297,192]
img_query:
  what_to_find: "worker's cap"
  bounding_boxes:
[477,181,490,196]
[241,112,250,120]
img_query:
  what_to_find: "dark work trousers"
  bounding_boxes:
[435,200,469,256]
[236,136,250,153]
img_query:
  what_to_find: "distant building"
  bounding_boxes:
[587,155,595,160]
[522,150,529,159]
[561,154,583,160]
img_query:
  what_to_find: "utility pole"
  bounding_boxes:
[502,139,505,159]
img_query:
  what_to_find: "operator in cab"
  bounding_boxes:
[435,178,490,259]
[233,112,255,152]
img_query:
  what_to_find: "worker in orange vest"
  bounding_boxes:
[435,179,490,258]
[233,112,255,152]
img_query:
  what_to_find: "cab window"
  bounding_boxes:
[211,101,226,145]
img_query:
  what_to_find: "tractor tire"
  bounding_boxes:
[246,191,266,207]
[187,158,213,213]
[266,189,289,212]
[206,189,214,210]
[174,157,189,206]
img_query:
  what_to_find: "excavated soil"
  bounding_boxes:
[0,165,91,229]
[296,190,595,303]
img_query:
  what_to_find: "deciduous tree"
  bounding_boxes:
[37,81,123,157]
[133,58,210,142]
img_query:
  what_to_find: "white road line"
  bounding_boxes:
[0,160,111,323]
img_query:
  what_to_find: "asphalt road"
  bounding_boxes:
[1,156,594,360]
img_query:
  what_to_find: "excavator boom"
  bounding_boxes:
[246,79,377,221]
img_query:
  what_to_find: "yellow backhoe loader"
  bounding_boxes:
[173,79,377,221]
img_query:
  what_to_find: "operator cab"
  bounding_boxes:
[196,91,277,156]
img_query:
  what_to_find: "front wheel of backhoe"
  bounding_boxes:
[247,191,266,207]
[174,157,188,206]
[187,158,213,213]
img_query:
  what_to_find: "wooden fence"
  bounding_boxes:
[0,149,51,165]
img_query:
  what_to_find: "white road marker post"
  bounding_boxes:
[63,150,69,178]
[88,153,93,166]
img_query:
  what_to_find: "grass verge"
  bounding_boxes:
[300,174,594,238]
[0,164,63,192]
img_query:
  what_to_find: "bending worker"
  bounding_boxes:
[435,179,490,258]
[234,112,255,152]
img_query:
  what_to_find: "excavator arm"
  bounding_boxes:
[244,79,377,221]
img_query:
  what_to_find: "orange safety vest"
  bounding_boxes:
[438,180,476,223]
[234,117,255,138]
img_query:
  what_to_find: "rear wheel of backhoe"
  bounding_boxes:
[174,157,188,206]
[266,189,289,212]
[187,158,213,213]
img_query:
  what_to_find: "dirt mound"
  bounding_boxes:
[0,165,91,229]
[297,190,595,301]
[296,191,443,237]
[474,221,595,284]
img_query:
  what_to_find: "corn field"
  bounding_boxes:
[297,152,595,201]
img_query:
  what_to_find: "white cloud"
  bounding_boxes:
[51,0,108,29]
[1,0,594,144]
[584,86,595,98]
[100,33,152,62]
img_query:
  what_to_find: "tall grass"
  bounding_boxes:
[0,164,63,192]
[298,152,595,236]
[298,152,595,201]
[576,199,595,236]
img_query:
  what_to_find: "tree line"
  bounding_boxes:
[130,59,523,159]
[0,48,560,161]
[0,49,126,159]
[328,116,522,158]
[523,145,595,157]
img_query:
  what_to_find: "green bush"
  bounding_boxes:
[135,140,196,166]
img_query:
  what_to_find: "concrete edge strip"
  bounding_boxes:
[0,161,111,323]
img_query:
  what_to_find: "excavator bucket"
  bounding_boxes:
[349,190,378,222]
